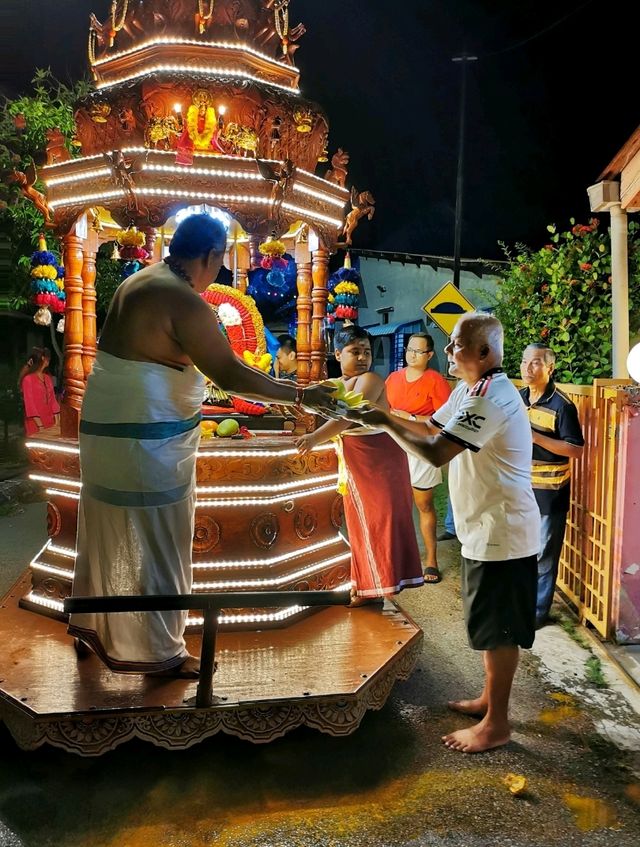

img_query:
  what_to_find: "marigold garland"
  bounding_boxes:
[259,239,286,257]
[202,284,266,356]
[116,227,146,247]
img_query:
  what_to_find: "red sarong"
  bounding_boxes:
[342,432,424,597]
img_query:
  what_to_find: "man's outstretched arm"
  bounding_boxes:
[173,292,334,409]
[347,407,464,467]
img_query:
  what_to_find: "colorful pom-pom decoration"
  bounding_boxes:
[29,234,65,324]
[326,253,361,324]
[259,238,289,272]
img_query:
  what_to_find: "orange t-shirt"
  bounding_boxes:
[385,368,452,417]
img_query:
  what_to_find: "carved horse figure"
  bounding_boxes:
[341,187,376,246]
[9,162,53,225]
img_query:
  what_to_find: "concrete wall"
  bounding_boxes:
[357,257,500,372]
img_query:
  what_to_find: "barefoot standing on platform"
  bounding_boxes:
[347,313,540,752]
[68,214,335,678]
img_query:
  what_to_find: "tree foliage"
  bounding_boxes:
[95,243,123,321]
[493,218,640,384]
[0,70,91,310]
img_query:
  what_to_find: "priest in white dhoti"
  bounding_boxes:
[68,214,334,678]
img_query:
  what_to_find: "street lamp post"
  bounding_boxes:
[451,53,478,289]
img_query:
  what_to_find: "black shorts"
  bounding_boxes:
[461,555,537,650]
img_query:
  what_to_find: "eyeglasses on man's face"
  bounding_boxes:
[406,347,431,355]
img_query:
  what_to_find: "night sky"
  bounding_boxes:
[0,0,636,259]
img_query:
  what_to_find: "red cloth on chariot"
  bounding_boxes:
[341,432,424,597]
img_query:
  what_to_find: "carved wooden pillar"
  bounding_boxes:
[248,234,262,270]
[81,246,97,379]
[295,262,312,385]
[142,226,158,263]
[236,269,249,294]
[310,247,330,382]
[60,233,85,437]
[230,241,250,293]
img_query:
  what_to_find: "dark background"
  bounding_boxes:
[0,0,635,259]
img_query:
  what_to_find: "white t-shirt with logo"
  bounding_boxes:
[431,371,540,562]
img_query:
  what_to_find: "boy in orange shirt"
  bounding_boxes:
[386,332,451,582]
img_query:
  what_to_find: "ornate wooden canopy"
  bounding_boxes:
[44,0,349,247]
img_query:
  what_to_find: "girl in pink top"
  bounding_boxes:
[19,347,60,436]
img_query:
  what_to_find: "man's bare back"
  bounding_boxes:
[99,262,208,370]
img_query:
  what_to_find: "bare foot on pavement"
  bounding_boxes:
[442,718,511,753]
[447,697,488,717]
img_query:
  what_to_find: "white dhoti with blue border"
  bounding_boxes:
[68,351,204,673]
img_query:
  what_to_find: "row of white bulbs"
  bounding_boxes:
[48,187,344,228]
[30,551,350,591]
[42,533,347,570]
[25,590,351,626]
[43,149,351,195]
[31,471,339,495]
[97,62,299,95]
[44,481,338,507]
[26,440,336,458]
[46,164,347,210]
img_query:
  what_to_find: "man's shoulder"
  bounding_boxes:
[385,369,403,385]
[477,374,526,416]
[423,368,449,386]
[554,387,578,410]
[360,370,384,388]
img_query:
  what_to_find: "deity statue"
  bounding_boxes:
[176,89,223,165]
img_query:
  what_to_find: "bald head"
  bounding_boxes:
[445,312,504,384]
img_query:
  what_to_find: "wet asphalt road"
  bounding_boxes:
[0,501,639,847]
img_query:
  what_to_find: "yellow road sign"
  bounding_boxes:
[422,282,475,336]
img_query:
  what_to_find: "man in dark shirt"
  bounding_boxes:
[520,344,585,627]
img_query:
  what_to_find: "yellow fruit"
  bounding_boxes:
[503,773,527,795]
[216,418,240,438]
[200,421,218,438]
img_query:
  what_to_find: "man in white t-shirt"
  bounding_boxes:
[347,312,540,754]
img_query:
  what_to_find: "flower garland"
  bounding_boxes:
[116,226,149,278]
[29,234,65,326]
[242,350,272,372]
[187,104,217,150]
[197,0,215,34]
[327,255,360,323]
[216,302,245,349]
[200,286,269,417]
[201,284,266,356]
[259,238,288,288]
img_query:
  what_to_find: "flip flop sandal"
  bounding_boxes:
[423,567,442,584]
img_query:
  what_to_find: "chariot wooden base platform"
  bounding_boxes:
[0,573,422,756]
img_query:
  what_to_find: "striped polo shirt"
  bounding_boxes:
[520,380,584,514]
